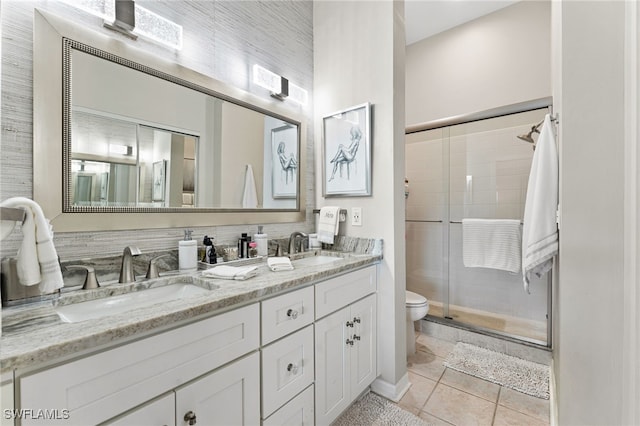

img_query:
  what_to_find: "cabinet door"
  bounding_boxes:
[106,393,174,426]
[175,352,260,426]
[314,307,350,426]
[349,294,377,397]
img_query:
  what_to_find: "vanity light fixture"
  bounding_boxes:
[61,0,182,49]
[109,144,133,156]
[252,64,308,105]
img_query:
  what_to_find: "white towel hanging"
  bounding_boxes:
[462,219,522,274]
[522,114,558,293]
[242,164,258,208]
[0,197,64,293]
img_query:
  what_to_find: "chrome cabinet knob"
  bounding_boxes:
[286,308,299,319]
[287,363,299,374]
[184,410,197,425]
[353,334,361,341]
[353,317,361,324]
[346,321,354,328]
[346,339,354,346]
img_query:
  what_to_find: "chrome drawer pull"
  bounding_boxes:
[184,410,197,425]
[287,363,299,374]
[286,308,299,319]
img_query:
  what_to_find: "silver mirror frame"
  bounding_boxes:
[34,9,306,232]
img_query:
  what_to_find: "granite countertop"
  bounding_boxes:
[1,250,381,374]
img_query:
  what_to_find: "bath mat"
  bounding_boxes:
[333,392,428,426]
[444,342,549,399]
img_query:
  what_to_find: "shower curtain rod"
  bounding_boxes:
[405,96,553,135]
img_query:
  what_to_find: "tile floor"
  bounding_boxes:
[396,332,550,426]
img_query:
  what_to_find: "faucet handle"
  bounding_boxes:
[124,246,142,256]
[146,254,170,279]
[66,265,100,290]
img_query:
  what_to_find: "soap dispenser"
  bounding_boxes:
[254,225,268,257]
[179,229,197,272]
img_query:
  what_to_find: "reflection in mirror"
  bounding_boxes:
[65,40,299,212]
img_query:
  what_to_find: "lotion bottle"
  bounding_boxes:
[179,229,197,272]
[254,225,268,257]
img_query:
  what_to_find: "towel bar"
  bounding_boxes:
[1,207,26,222]
[312,208,347,222]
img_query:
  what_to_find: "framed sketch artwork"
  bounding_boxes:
[322,102,372,197]
[271,124,298,198]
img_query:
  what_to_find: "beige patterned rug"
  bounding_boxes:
[333,392,427,426]
[444,342,550,399]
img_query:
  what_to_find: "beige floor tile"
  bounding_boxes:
[407,350,447,381]
[423,383,496,426]
[498,387,550,423]
[418,411,455,426]
[398,371,437,413]
[416,333,456,358]
[493,405,549,426]
[440,368,500,403]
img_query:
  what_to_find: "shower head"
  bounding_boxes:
[517,120,544,148]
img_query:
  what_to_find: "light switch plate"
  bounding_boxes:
[351,207,362,226]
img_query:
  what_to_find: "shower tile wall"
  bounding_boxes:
[405,109,549,340]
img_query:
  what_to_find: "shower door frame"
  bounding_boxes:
[406,96,555,349]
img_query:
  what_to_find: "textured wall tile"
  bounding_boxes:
[0,0,314,261]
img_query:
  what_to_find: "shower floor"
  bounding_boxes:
[426,301,547,344]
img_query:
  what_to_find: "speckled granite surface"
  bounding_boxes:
[1,246,382,374]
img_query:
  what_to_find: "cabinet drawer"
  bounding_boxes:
[315,265,377,319]
[19,303,259,426]
[106,393,174,426]
[262,286,314,345]
[261,325,314,418]
[263,384,314,426]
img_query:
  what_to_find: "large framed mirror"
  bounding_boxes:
[33,9,306,232]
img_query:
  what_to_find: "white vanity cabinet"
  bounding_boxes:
[17,304,260,426]
[314,266,377,426]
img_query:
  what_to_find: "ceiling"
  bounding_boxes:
[404,0,520,45]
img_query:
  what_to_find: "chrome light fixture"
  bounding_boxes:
[253,64,308,105]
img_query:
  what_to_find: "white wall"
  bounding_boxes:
[553,1,629,424]
[313,1,408,399]
[405,1,551,125]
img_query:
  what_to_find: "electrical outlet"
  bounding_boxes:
[351,207,362,226]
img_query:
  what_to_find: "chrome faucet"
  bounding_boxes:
[119,246,142,283]
[288,232,308,255]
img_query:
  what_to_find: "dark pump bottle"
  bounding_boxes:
[202,235,217,264]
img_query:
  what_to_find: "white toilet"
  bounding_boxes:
[406,290,429,355]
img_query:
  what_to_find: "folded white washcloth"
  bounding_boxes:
[202,265,259,280]
[267,257,294,272]
[0,197,64,294]
[317,206,340,244]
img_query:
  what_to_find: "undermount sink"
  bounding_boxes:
[55,283,209,323]
[293,255,341,267]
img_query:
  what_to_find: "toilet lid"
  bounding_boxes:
[406,290,427,306]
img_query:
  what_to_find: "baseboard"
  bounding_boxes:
[550,358,558,426]
[370,373,410,403]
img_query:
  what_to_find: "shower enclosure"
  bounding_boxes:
[405,100,552,347]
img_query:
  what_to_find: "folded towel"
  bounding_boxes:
[317,206,340,244]
[462,218,522,274]
[267,257,294,272]
[202,265,259,281]
[0,197,64,293]
[242,164,258,208]
[522,114,558,293]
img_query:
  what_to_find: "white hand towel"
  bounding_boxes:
[267,257,294,272]
[202,265,259,281]
[0,197,64,293]
[522,114,558,293]
[242,164,258,208]
[317,206,340,244]
[462,218,522,274]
